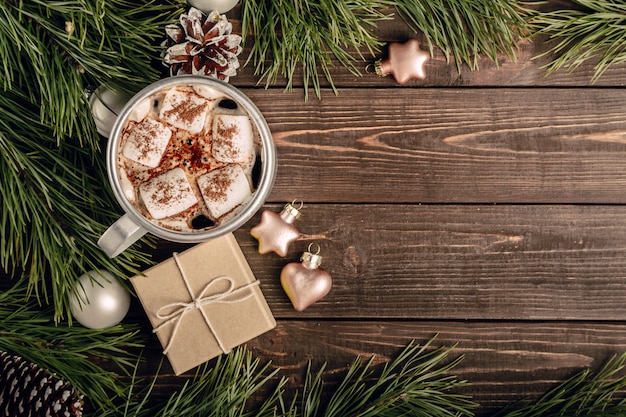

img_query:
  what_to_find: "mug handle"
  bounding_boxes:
[98,214,147,258]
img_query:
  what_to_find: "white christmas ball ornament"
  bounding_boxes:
[88,85,131,137]
[70,270,131,329]
[188,0,239,14]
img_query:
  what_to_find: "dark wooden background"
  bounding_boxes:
[138,3,626,415]
[5,1,626,415]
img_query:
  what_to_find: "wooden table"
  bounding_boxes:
[28,3,626,415]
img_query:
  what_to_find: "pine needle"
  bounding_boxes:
[0,1,182,321]
[289,337,477,417]
[0,282,143,413]
[83,337,476,417]
[0,0,183,140]
[493,352,626,417]
[529,0,626,82]
[395,0,532,72]
[0,88,155,321]
[92,346,288,417]
[241,0,393,99]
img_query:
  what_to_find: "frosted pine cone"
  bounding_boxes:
[163,8,242,81]
[0,351,83,417]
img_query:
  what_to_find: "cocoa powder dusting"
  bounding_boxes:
[151,176,177,206]
[162,93,208,126]
[122,119,164,161]
[202,169,233,203]
[215,119,240,160]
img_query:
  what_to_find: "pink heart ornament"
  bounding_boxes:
[280,254,332,312]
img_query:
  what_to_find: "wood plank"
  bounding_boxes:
[129,320,626,417]
[239,88,626,204]
[233,38,626,89]
[227,5,626,89]
[249,320,626,416]
[201,204,626,321]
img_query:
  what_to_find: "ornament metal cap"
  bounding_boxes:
[301,243,322,268]
[373,59,386,77]
[283,199,303,219]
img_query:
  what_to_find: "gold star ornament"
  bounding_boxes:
[373,39,429,85]
[250,201,302,257]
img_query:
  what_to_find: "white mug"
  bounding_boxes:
[97,76,276,257]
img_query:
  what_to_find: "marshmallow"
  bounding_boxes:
[122,117,172,168]
[119,171,135,203]
[212,114,254,163]
[139,168,198,220]
[159,88,210,134]
[197,164,251,218]
[128,97,152,123]
[193,85,223,101]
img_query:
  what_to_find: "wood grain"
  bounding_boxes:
[224,204,626,321]
[237,88,626,204]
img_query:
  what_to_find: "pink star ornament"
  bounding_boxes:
[374,39,429,85]
[250,201,302,257]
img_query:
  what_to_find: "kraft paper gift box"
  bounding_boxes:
[131,233,276,375]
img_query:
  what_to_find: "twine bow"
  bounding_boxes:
[153,252,259,355]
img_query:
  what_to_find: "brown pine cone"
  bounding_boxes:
[163,8,242,81]
[0,351,83,417]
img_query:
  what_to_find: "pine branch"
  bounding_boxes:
[529,0,626,82]
[0,282,143,413]
[0,88,155,321]
[81,338,474,417]
[91,347,288,417]
[0,0,184,140]
[291,337,477,417]
[493,352,626,417]
[241,0,393,99]
[395,0,532,72]
[0,1,183,321]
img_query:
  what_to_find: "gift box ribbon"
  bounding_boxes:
[153,252,260,355]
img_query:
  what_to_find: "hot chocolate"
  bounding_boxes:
[116,84,261,233]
